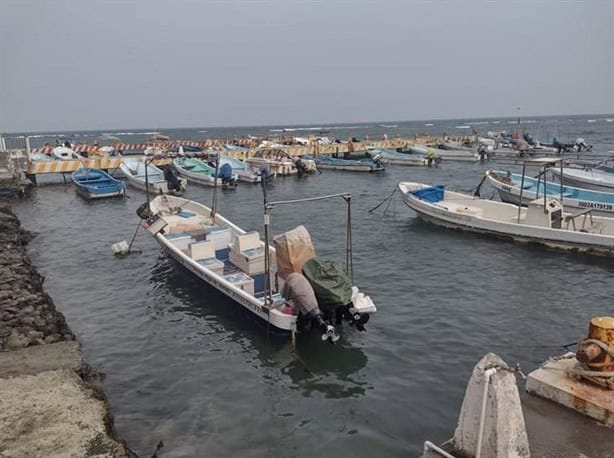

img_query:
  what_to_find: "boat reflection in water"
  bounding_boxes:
[149,255,369,399]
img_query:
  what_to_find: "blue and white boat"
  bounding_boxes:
[486,170,614,216]
[306,154,386,172]
[219,155,263,183]
[71,167,125,200]
[550,167,614,193]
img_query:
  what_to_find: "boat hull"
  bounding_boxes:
[486,171,614,217]
[551,169,614,193]
[154,233,294,333]
[398,182,614,255]
[75,187,124,200]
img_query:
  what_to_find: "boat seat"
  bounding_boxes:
[224,271,254,296]
[190,240,224,274]
[229,232,266,275]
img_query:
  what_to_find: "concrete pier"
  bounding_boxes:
[0,201,133,457]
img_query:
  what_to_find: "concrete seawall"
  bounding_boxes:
[0,202,134,457]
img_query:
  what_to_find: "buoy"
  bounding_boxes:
[111,240,130,256]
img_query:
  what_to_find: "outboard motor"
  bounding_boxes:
[281,272,339,342]
[294,157,308,177]
[217,163,236,186]
[575,137,592,152]
[163,165,182,191]
[371,153,384,168]
[523,132,535,145]
[259,163,273,182]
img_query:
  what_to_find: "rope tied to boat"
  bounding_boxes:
[368,187,398,216]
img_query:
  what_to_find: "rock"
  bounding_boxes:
[5,329,30,350]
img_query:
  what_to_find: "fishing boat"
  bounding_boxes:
[174,157,238,187]
[144,194,376,336]
[306,154,385,172]
[405,144,478,162]
[486,170,614,216]
[550,167,614,192]
[52,145,82,160]
[366,147,434,167]
[71,167,125,200]
[398,181,614,255]
[245,150,317,176]
[119,158,187,195]
[219,155,264,183]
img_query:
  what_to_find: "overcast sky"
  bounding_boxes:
[1,0,613,132]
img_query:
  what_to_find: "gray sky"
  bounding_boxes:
[1,0,613,131]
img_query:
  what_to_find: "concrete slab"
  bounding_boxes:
[0,341,82,378]
[522,392,614,458]
[0,368,130,458]
[526,356,614,428]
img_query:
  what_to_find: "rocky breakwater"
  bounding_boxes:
[0,201,134,457]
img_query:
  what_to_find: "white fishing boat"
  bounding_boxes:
[486,169,614,216]
[550,167,614,192]
[145,194,376,336]
[409,145,479,162]
[245,150,317,176]
[174,157,238,187]
[52,145,82,160]
[366,147,434,167]
[398,181,614,255]
[119,158,187,195]
[219,155,263,183]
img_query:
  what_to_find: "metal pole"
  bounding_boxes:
[261,179,272,305]
[544,164,548,213]
[345,196,353,282]
[560,159,564,209]
[145,156,151,206]
[517,162,526,223]
[211,154,220,218]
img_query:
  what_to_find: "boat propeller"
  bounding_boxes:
[321,325,340,343]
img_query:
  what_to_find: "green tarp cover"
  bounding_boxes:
[302,259,352,310]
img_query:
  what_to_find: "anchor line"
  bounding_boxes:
[368,187,397,214]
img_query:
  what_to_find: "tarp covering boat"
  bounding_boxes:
[302,259,353,311]
[274,225,316,278]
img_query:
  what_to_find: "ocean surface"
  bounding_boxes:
[11,115,614,457]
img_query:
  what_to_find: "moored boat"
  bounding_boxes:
[407,145,479,162]
[486,170,614,216]
[174,157,238,187]
[119,158,187,195]
[245,150,317,176]
[366,147,435,167]
[71,167,125,200]
[219,155,263,183]
[144,195,376,336]
[550,167,614,192]
[306,154,385,172]
[398,181,614,255]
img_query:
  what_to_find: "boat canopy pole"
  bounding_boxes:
[544,164,548,213]
[262,192,355,304]
[518,162,527,223]
[211,154,220,218]
[144,155,155,207]
[560,158,564,208]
